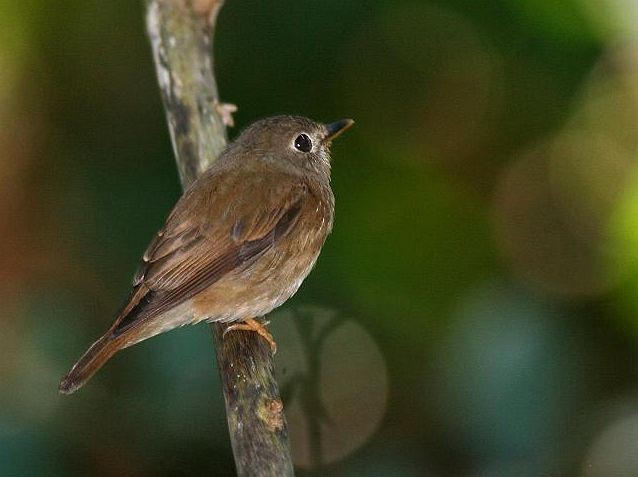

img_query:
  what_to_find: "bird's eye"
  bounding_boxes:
[294,134,312,153]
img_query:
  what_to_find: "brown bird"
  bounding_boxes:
[59,115,353,395]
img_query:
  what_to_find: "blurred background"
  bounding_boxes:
[2,0,638,475]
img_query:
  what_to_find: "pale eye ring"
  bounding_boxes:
[294,133,312,153]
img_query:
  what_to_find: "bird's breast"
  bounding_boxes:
[192,183,334,323]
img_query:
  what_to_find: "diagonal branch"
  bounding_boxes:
[145,1,294,475]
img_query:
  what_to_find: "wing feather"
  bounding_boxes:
[112,168,308,334]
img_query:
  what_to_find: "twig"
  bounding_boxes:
[145,1,294,475]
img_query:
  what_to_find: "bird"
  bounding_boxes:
[59,115,353,395]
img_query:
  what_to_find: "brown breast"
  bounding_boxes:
[191,172,334,323]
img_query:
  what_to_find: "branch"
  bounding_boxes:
[145,1,294,475]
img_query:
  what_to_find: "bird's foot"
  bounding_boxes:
[223,318,277,354]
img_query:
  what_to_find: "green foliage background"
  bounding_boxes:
[2,0,638,475]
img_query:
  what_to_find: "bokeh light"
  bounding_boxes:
[582,406,638,477]
[272,307,387,469]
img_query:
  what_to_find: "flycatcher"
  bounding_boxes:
[59,115,353,394]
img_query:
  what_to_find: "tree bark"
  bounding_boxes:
[145,1,294,475]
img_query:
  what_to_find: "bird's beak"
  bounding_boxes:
[324,118,355,142]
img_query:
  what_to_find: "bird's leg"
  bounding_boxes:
[223,318,277,354]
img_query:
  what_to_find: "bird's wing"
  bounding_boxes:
[110,168,309,335]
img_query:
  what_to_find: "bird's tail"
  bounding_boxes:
[58,333,123,395]
[59,285,152,395]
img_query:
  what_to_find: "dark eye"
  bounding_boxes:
[294,134,312,153]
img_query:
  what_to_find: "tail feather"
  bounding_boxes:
[58,334,122,395]
[59,286,151,394]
